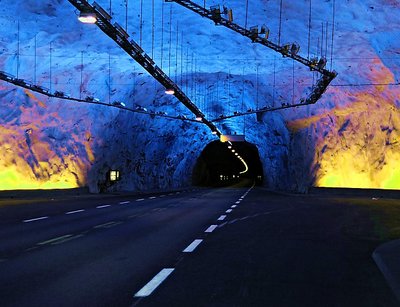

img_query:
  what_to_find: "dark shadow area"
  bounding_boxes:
[192,140,263,187]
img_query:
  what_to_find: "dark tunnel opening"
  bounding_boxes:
[192,140,264,187]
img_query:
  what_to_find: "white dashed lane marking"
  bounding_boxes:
[231,205,237,208]
[119,201,130,205]
[65,209,85,215]
[217,215,226,221]
[183,239,203,253]
[226,209,233,213]
[149,196,157,199]
[136,198,145,202]
[23,216,49,223]
[134,268,175,297]
[205,225,218,233]
[96,204,111,209]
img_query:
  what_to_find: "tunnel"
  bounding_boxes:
[192,140,264,187]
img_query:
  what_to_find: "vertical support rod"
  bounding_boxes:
[139,0,143,46]
[125,0,128,32]
[278,0,283,45]
[17,20,20,79]
[330,0,336,69]
[161,1,164,69]
[307,0,312,59]
[49,41,52,92]
[34,34,37,84]
[108,53,111,104]
[244,0,249,30]
[80,51,83,100]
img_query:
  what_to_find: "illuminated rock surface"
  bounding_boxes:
[0,0,399,191]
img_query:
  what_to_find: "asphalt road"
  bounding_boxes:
[0,185,398,307]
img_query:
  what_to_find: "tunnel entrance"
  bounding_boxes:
[192,140,263,187]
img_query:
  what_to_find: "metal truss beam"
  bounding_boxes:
[67,0,220,135]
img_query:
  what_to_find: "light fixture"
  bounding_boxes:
[78,11,97,24]
[235,153,238,156]
[165,88,175,95]
[228,145,232,149]
[195,116,203,122]
[231,149,235,153]
[212,131,218,135]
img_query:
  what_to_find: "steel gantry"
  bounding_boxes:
[67,0,222,136]
[165,0,337,120]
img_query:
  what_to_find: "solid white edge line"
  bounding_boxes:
[134,268,175,297]
[66,209,85,215]
[23,216,48,223]
[205,225,218,233]
[183,239,203,253]
[119,201,130,205]
[96,204,111,209]
[217,215,226,221]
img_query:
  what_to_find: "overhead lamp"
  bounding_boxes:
[231,149,235,153]
[195,116,203,122]
[212,131,218,135]
[78,11,97,24]
[235,153,238,156]
[165,88,175,95]
[228,145,232,149]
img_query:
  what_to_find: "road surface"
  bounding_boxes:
[0,185,397,306]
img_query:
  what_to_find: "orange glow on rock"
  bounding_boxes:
[288,59,400,189]
[0,89,93,190]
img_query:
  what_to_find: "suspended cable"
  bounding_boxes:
[151,0,155,59]
[34,34,37,84]
[307,0,312,59]
[278,0,283,45]
[139,0,143,46]
[176,22,179,83]
[17,20,20,79]
[80,51,83,99]
[49,41,52,92]
[168,6,172,76]
[330,0,336,69]
[244,0,249,30]
[125,0,128,32]
[161,1,164,69]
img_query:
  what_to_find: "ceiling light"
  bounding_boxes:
[165,88,175,95]
[195,116,203,121]
[78,12,97,24]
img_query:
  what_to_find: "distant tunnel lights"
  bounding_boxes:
[78,12,97,24]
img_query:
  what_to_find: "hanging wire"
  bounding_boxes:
[175,22,179,83]
[34,34,37,84]
[272,56,276,107]
[168,6,172,76]
[278,0,283,45]
[139,0,143,46]
[330,0,336,69]
[321,22,324,57]
[125,0,128,32]
[17,20,20,79]
[307,0,312,59]
[161,1,164,69]
[49,41,52,92]
[325,21,329,58]
[80,51,83,99]
[244,0,249,30]
[151,0,155,58]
